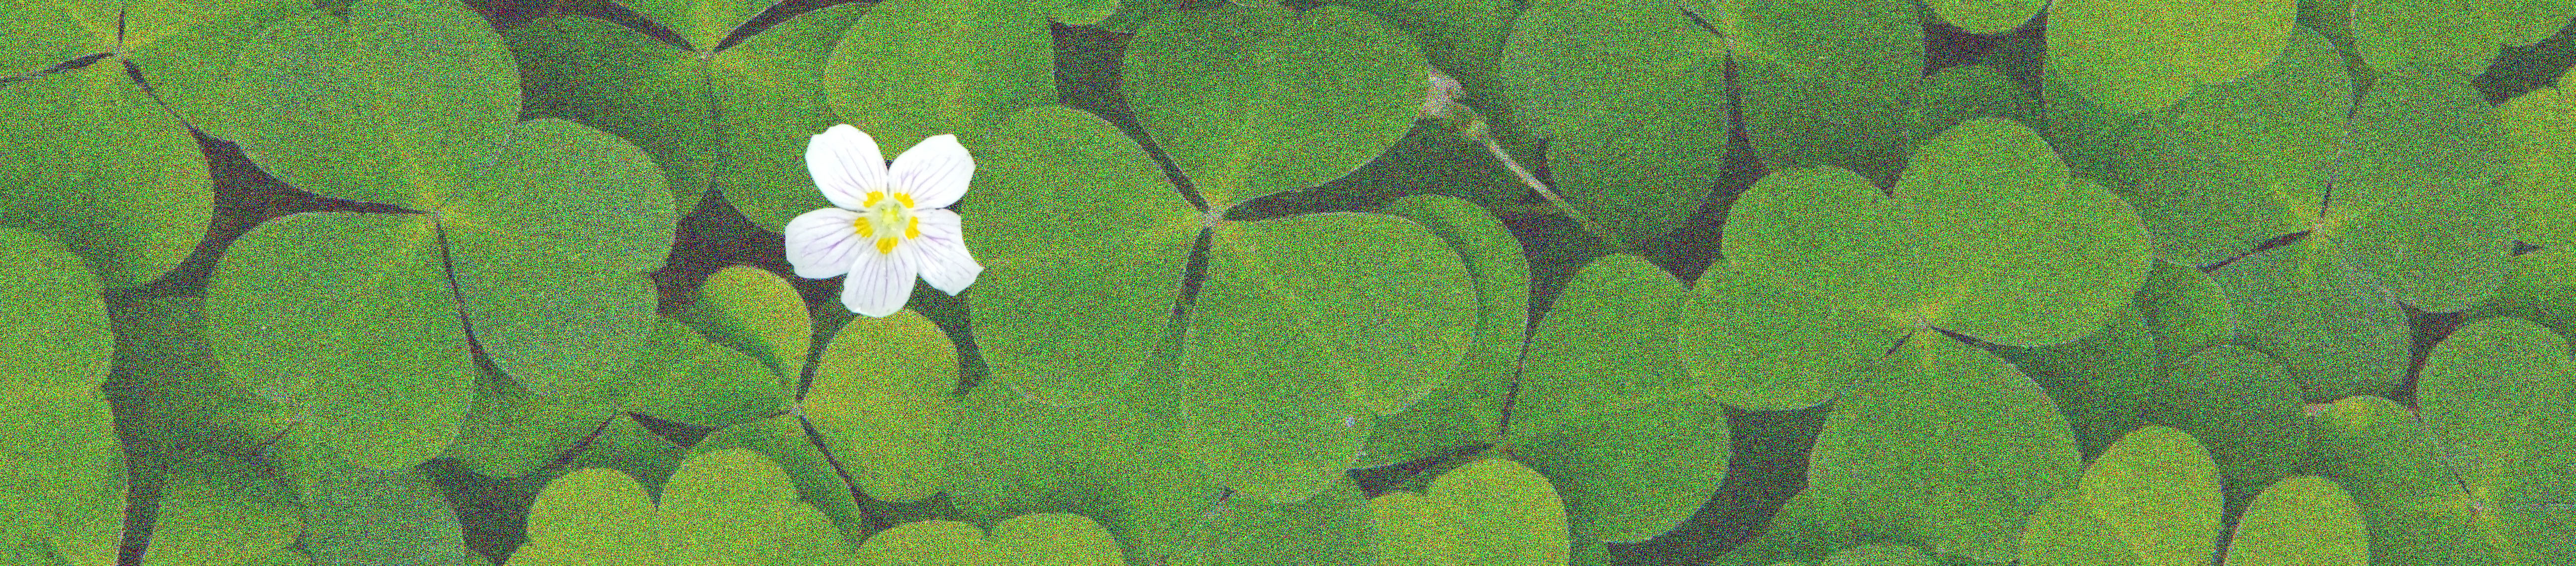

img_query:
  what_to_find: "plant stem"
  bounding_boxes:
[1467,133,1644,256]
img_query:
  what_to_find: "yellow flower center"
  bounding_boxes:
[852,190,923,254]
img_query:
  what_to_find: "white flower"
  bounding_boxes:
[785,125,984,317]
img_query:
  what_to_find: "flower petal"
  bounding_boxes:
[839,244,917,317]
[784,207,866,279]
[912,235,983,295]
[889,134,973,209]
[806,124,888,210]
[911,207,965,240]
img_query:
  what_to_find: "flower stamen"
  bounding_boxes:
[786,126,982,317]
[848,190,921,255]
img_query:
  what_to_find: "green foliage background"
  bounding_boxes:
[2,0,2574,564]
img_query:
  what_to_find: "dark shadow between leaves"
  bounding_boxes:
[713,0,883,52]
[555,0,696,51]
[1611,403,1833,566]
[2476,16,2576,105]
[2196,230,2310,274]
[1346,443,1491,498]
[125,130,419,299]
[0,51,114,85]
[1048,20,1215,213]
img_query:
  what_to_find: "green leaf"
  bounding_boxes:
[2489,85,2575,329]
[1364,458,1573,566]
[2414,318,2576,561]
[440,364,619,478]
[1499,0,1726,242]
[851,515,1125,566]
[2075,426,2223,566]
[514,468,664,566]
[1171,480,1380,566]
[1184,213,1488,502]
[0,63,214,286]
[803,310,962,502]
[1680,270,1897,410]
[1331,0,1518,95]
[688,416,867,540]
[439,117,676,396]
[294,466,489,566]
[502,4,865,229]
[554,415,689,494]
[1804,335,2081,562]
[618,319,793,429]
[2350,0,2576,73]
[1379,194,1532,386]
[822,0,1057,151]
[138,447,307,566]
[2499,85,2576,251]
[1720,167,1921,331]
[1717,0,1948,169]
[1360,195,1531,466]
[0,227,119,566]
[204,212,475,472]
[1431,458,1573,566]
[2205,244,2409,401]
[2307,395,2515,566]
[1366,491,1463,566]
[1514,254,1729,546]
[208,9,681,394]
[2018,494,2142,566]
[1814,545,1944,566]
[1211,212,1477,415]
[1897,122,2151,345]
[937,386,1220,564]
[1925,0,2046,33]
[661,447,859,564]
[941,375,1182,477]
[2139,346,2312,513]
[1123,3,1427,207]
[2224,475,2368,566]
[0,228,111,383]
[2112,27,2348,265]
[618,0,765,49]
[198,0,518,204]
[5,0,304,93]
[0,0,95,69]
[2045,0,2296,114]
[990,514,1125,566]
[1723,119,2153,347]
[670,266,814,380]
[849,521,1006,565]
[966,105,1200,407]
[2326,68,2509,312]
[103,296,292,457]
[1988,302,2158,459]
[2136,259,2235,365]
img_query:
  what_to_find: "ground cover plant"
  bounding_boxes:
[3,0,2574,564]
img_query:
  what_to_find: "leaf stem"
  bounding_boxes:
[1464,131,1643,256]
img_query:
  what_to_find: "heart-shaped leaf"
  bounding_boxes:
[966,105,1199,407]
[1514,254,1730,547]
[0,227,120,566]
[1724,118,2152,346]
[204,212,475,472]
[1124,3,1426,207]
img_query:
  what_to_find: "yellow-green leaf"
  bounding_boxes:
[2225,475,2367,566]
[2075,426,2222,566]
[802,310,963,502]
